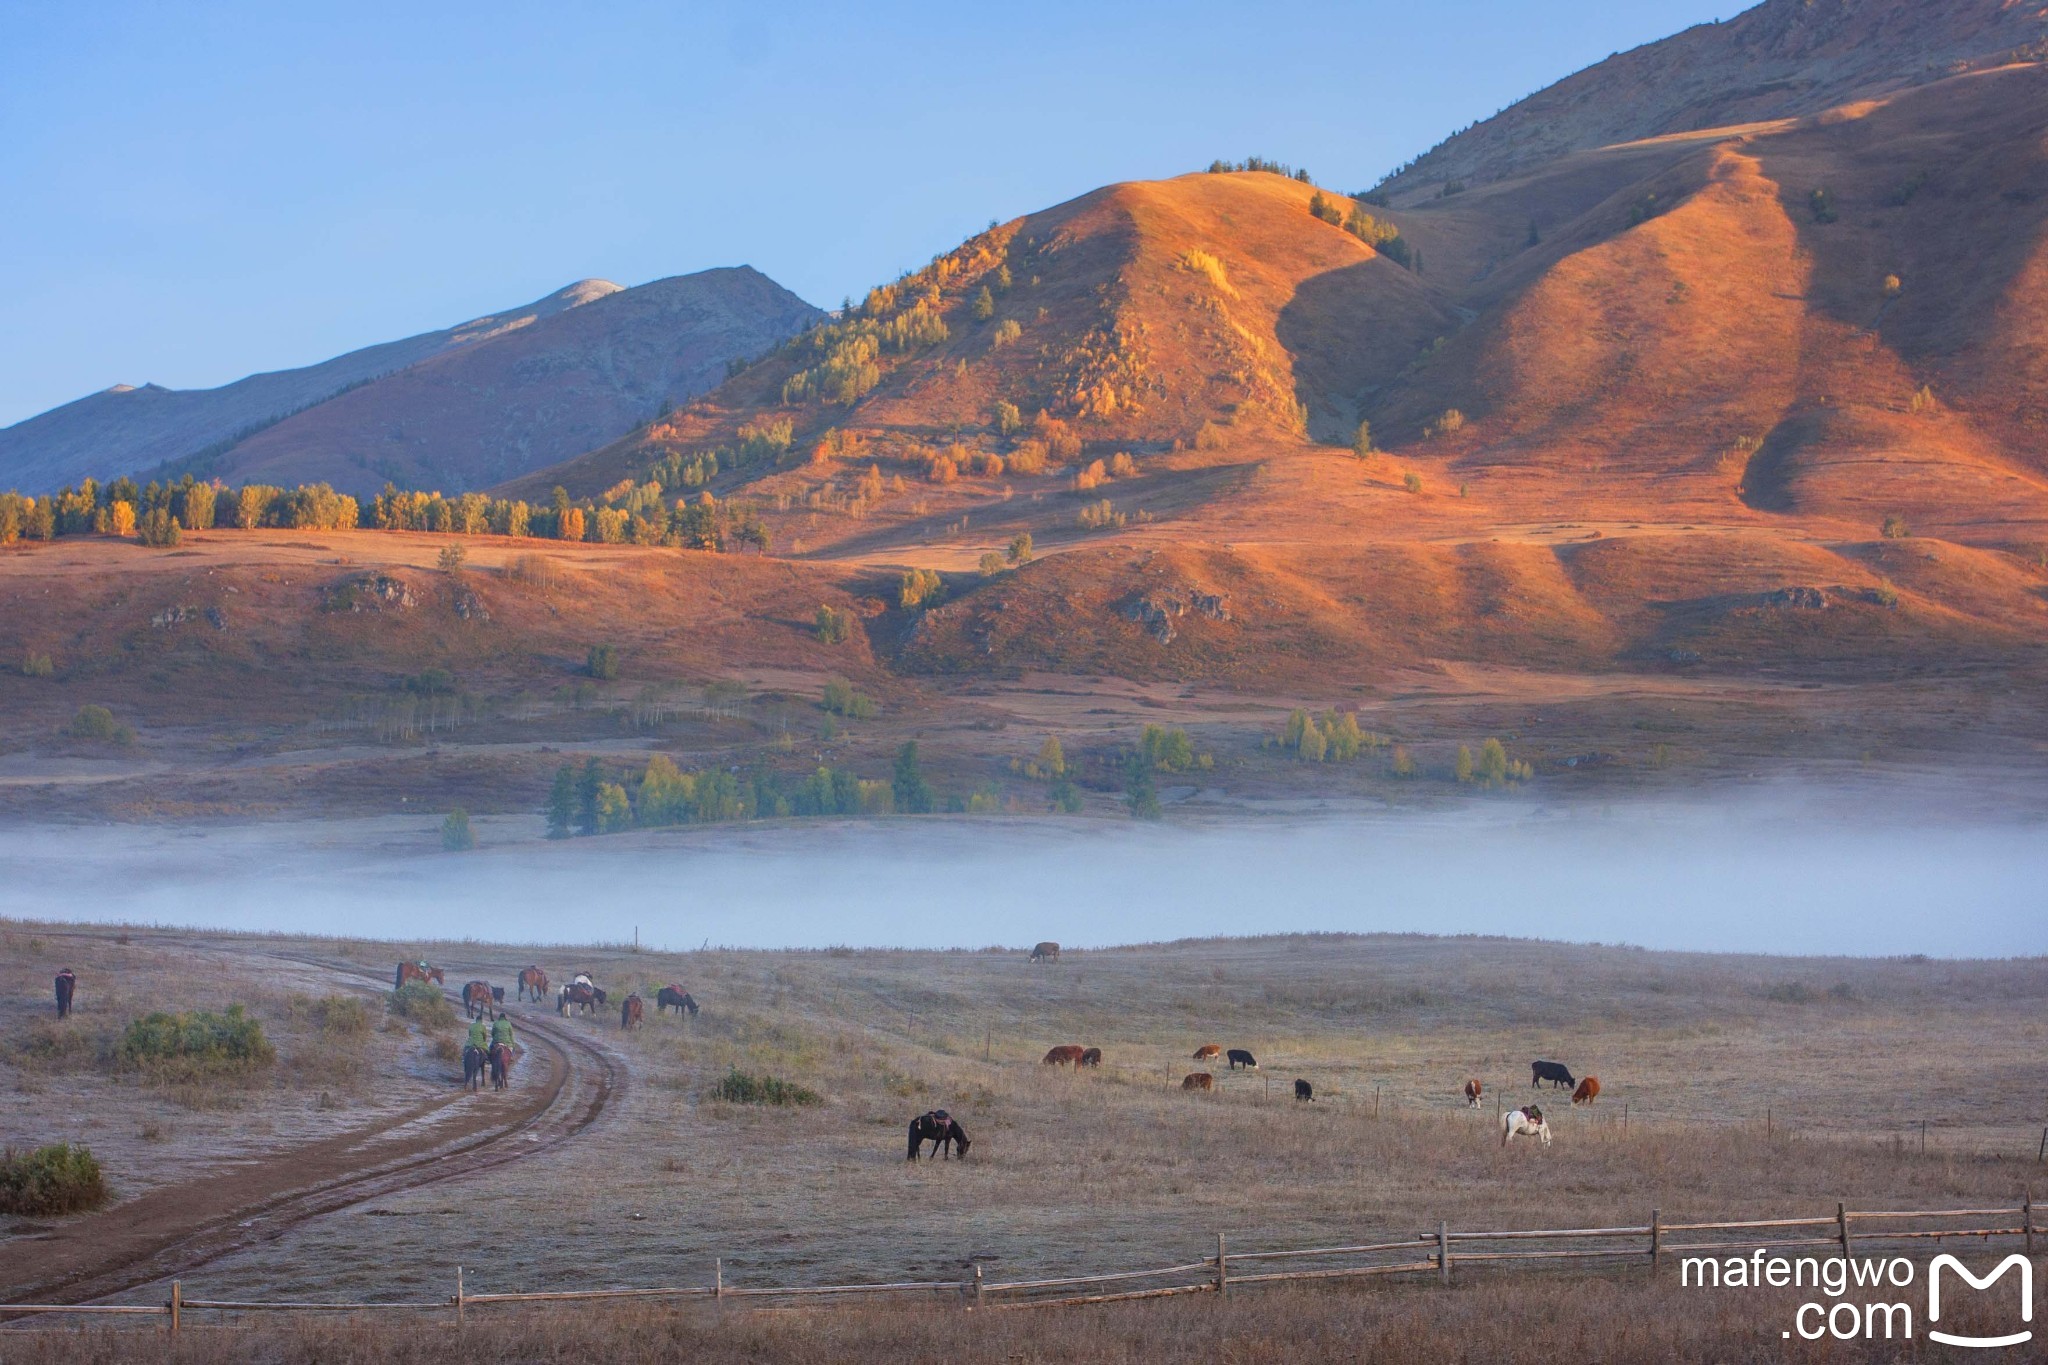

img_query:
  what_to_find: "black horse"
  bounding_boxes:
[463,1044,489,1093]
[906,1110,971,1161]
[53,970,76,1020]
[489,1042,513,1092]
[656,986,699,1017]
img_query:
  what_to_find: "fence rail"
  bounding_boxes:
[4,1198,2035,1332]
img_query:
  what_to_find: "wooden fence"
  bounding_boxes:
[3,1199,2036,1333]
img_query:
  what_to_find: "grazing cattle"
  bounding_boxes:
[489,1042,514,1092]
[517,967,550,1003]
[461,981,493,1020]
[1041,1045,1086,1067]
[1192,1045,1222,1062]
[1181,1072,1214,1091]
[1530,1060,1576,1090]
[1465,1079,1482,1108]
[1030,941,1060,963]
[462,1044,489,1093]
[620,994,645,1030]
[1294,1079,1314,1102]
[1226,1049,1258,1071]
[395,962,445,990]
[558,982,601,1016]
[655,986,699,1017]
[1502,1105,1551,1147]
[1079,1047,1102,1068]
[1572,1076,1601,1105]
[906,1110,971,1161]
[53,970,76,1020]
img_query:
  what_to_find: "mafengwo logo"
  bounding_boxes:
[1927,1253,2032,1349]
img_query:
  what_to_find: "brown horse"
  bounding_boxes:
[1181,1073,1214,1091]
[517,967,550,1002]
[53,970,76,1020]
[396,962,445,990]
[490,1042,515,1091]
[621,994,645,1030]
[461,981,494,1019]
[655,986,698,1017]
[1041,1045,1085,1067]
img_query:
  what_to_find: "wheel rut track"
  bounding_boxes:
[0,944,623,1312]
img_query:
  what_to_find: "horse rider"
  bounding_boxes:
[465,1012,490,1057]
[490,1011,516,1055]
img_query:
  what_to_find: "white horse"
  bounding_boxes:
[1502,1106,1551,1147]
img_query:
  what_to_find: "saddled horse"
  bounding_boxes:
[620,994,644,1030]
[906,1110,971,1161]
[53,970,76,1020]
[558,982,606,1016]
[517,967,550,1002]
[396,962,445,990]
[462,1044,489,1093]
[655,986,698,1017]
[461,981,494,1020]
[489,1042,515,1092]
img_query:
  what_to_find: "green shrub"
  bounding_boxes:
[389,981,455,1029]
[1881,513,1910,540]
[815,604,854,645]
[586,643,621,680]
[821,680,878,719]
[711,1068,821,1107]
[21,653,53,678]
[0,1144,108,1216]
[66,704,134,744]
[291,994,370,1037]
[441,807,476,852]
[117,1005,274,1080]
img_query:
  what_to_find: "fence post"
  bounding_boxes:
[455,1265,465,1328]
[973,1261,985,1309]
[1836,1203,1851,1260]
[715,1258,724,1300]
[1921,1120,1927,1154]
[2024,1194,2034,1255]
[169,1280,181,1337]
[1215,1232,1228,1296]
[1438,1221,1451,1284]
[1649,1210,1661,1277]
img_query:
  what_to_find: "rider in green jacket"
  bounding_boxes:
[490,1014,515,1051]
[466,1016,489,1053]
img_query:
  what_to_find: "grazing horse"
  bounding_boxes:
[1530,1060,1576,1090]
[1029,941,1060,963]
[906,1110,971,1161]
[396,962,444,990]
[1572,1076,1601,1105]
[655,986,698,1017]
[53,970,76,1020]
[1041,1045,1085,1067]
[621,994,644,1030]
[1502,1105,1551,1147]
[1465,1079,1483,1107]
[1079,1047,1102,1068]
[1226,1048,1258,1070]
[1192,1045,1222,1062]
[1295,1079,1314,1102]
[1181,1072,1214,1091]
[461,981,493,1020]
[462,1044,489,1093]
[558,983,604,1016]
[489,1042,514,1092]
[517,967,550,1003]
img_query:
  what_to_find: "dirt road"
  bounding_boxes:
[0,950,619,1308]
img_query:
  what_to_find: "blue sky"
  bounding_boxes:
[0,1,1740,427]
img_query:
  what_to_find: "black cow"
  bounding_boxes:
[1531,1060,1576,1090]
[1294,1079,1313,1102]
[53,970,76,1020]
[1227,1048,1258,1070]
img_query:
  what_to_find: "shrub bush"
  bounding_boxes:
[117,1005,274,1080]
[821,680,878,719]
[441,808,476,852]
[586,643,621,680]
[66,705,134,745]
[815,604,855,645]
[21,653,53,678]
[711,1068,821,1106]
[389,981,456,1029]
[0,1143,108,1216]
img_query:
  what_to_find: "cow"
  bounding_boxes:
[1502,1105,1551,1147]
[1226,1048,1258,1070]
[461,981,493,1020]
[1294,1079,1314,1102]
[1079,1047,1102,1067]
[1572,1076,1601,1105]
[53,969,76,1020]
[1181,1073,1214,1091]
[1530,1060,1576,1090]
[655,986,699,1017]
[517,967,549,1002]
[1030,941,1061,963]
[621,994,645,1030]
[907,1110,971,1161]
[1192,1045,1222,1062]
[1465,1078,1483,1108]
[1042,1045,1086,1067]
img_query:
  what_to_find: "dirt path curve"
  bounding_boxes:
[0,947,621,1309]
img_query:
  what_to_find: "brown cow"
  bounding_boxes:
[1572,1076,1601,1105]
[1192,1044,1222,1062]
[1465,1079,1482,1108]
[1079,1047,1102,1067]
[1181,1072,1215,1091]
[1042,1045,1086,1067]
[1030,942,1060,963]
